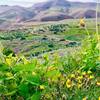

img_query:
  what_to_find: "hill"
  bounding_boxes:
[0,0,100,29]
[0,6,35,22]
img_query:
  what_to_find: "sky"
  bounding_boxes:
[0,0,96,7]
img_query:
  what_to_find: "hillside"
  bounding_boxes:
[0,0,100,29]
[0,6,35,22]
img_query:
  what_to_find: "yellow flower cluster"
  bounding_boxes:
[6,72,13,77]
[82,97,87,100]
[66,79,73,88]
[5,56,18,66]
[79,18,85,27]
[66,70,94,89]
[97,82,100,86]
[40,85,45,90]
[5,58,12,66]
[99,97,100,100]
[47,66,57,71]
[32,72,36,76]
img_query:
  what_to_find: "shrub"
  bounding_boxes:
[3,48,15,57]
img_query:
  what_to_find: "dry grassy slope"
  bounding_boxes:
[28,1,100,22]
[0,6,35,22]
[0,1,100,29]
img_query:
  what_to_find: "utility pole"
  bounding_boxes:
[96,0,99,37]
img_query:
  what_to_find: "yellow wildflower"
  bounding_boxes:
[82,72,87,76]
[77,83,82,89]
[82,97,87,100]
[77,76,83,80]
[97,82,100,86]
[77,70,81,74]
[98,97,100,100]
[70,74,75,78]
[78,79,82,84]
[47,66,56,71]
[66,79,73,88]
[58,73,61,78]
[40,85,45,90]
[5,58,12,66]
[23,59,29,65]
[32,72,36,76]
[87,70,92,74]
[79,18,85,27]
[6,72,13,77]
[89,75,94,79]
[98,56,100,61]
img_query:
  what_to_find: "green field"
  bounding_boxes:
[0,19,100,57]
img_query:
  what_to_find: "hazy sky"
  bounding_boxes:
[0,0,96,7]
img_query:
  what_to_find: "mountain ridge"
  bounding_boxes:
[0,0,100,27]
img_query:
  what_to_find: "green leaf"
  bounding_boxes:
[18,83,29,98]
[0,63,9,71]
[4,90,17,96]
[30,92,41,100]
[25,74,40,86]
[13,63,35,72]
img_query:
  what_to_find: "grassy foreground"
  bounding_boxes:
[0,15,100,100]
[0,34,100,100]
